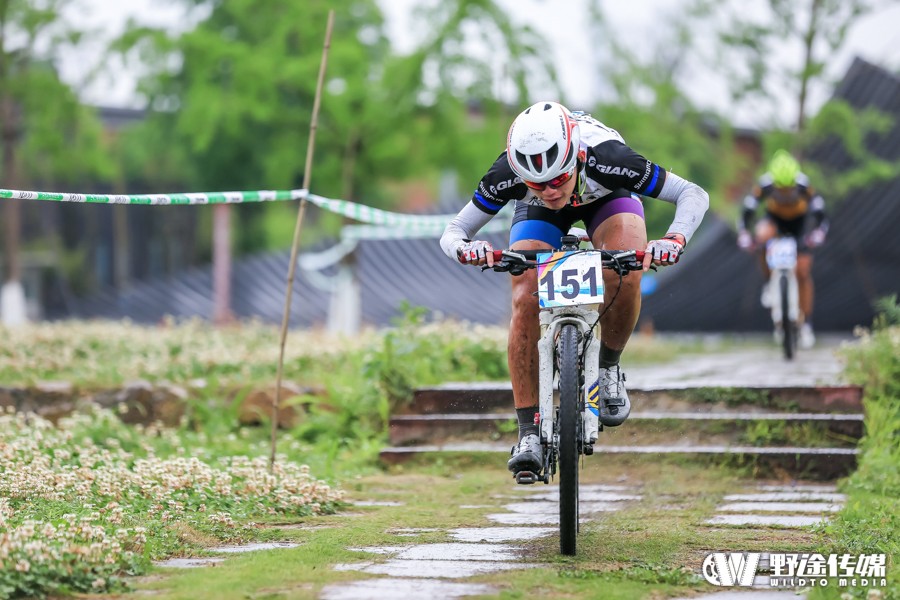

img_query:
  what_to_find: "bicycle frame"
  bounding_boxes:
[766,235,800,359]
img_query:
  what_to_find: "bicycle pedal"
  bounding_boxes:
[583,444,594,456]
[514,471,539,485]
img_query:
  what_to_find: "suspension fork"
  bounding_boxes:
[537,308,597,443]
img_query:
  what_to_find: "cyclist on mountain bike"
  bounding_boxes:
[440,101,709,475]
[737,149,828,349]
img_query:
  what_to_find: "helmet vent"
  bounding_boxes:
[543,103,552,110]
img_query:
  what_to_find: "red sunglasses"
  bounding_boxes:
[523,167,576,191]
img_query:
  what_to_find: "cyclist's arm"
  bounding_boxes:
[440,153,519,260]
[583,140,708,244]
[739,178,767,232]
[653,172,709,244]
[810,193,828,231]
[440,201,494,260]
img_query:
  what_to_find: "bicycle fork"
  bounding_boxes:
[537,308,600,475]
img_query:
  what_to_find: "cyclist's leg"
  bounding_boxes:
[507,201,573,471]
[585,194,645,426]
[585,194,646,353]
[754,217,777,280]
[793,216,816,347]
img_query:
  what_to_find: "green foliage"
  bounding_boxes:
[691,0,879,131]
[812,298,900,599]
[0,0,115,187]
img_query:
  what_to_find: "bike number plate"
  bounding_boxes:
[536,252,604,308]
[766,237,798,270]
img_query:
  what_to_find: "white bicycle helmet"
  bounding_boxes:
[506,101,580,183]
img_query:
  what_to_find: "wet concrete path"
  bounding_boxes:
[320,480,843,600]
[321,483,640,599]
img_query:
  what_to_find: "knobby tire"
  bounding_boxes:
[558,324,581,555]
[780,274,795,360]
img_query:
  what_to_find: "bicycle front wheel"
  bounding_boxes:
[557,323,582,555]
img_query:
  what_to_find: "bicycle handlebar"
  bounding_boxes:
[480,248,647,276]
[488,249,645,262]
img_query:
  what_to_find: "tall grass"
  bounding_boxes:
[812,296,900,600]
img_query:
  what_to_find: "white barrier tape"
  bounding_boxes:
[1,187,480,229]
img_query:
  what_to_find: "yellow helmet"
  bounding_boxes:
[768,150,800,187]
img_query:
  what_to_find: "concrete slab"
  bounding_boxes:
[448,527,556,542]
[669,591,805,600]
[334,559,539,578]
[486,512,589,526]
[724,493,845,502]
[717,502,842,513]
[320,577,496,600]
[154,557,225,568]
[705,514,827,527]
[208,542,300,553]
[503,501,623,515]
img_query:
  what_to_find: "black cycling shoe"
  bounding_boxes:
[507,433,543,474]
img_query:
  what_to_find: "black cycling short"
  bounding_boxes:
[764,212,814,252]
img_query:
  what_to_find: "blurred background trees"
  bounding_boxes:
[1,0,897,316]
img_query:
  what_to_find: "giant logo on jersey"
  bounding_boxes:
[488,177,522,196]
[587,156,640,179]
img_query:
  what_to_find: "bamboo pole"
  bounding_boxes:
[270,10,335,470]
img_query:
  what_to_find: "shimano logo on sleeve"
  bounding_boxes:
[635,161,652,189]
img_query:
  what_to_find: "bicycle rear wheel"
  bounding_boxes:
[780,274,796,360]
[557,323,582,555]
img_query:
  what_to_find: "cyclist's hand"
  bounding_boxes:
[643,234,684,271]
[804,228,826,248]
[457,240,495,266]
[737,230,754,252]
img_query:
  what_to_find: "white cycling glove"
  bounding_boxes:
[456,240,494,265]
[645,234,684,267]
[804,228,826,248]
[737,230,754,251]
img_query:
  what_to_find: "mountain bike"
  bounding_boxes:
[485,235,644,555]
[765,235,800,360]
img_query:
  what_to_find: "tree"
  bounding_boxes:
[114,0,409,253]
[0,0,113,324]
[691,0,885,133]
[583,0,738,236]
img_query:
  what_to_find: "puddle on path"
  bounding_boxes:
[449,526,555,542]
[320,577,495,599]
[705,514,826,527]
[351,500,406,507]
[718,502,842,514]
[154,557,225,569]
[208,541,300,553]
[335,559,538,578]
[724,492,846,502]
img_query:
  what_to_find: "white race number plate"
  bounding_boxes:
[537,252,604,308]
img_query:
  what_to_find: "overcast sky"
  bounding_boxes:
[60,0,900,128]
